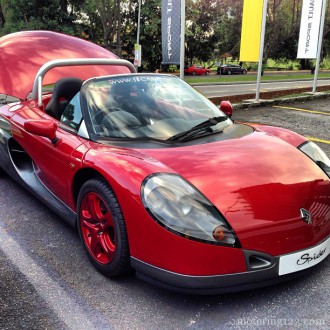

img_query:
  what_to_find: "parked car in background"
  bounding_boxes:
[217,64,247,75]
[184,65,210,75]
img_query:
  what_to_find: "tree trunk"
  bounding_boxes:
[95,0,113,50]
[0,4,5,28]
[60,0,68,13]
[115,0,122,57]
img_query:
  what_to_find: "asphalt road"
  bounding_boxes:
[233,97,330,156]
[0,98,329,329]
[195,79,330,98]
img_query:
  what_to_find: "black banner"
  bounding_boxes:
[162,0,181,65]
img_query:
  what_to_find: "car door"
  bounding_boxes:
[11,106,85,205]
[195,66,202,75]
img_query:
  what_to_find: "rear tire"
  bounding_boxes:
[77,178,131,277]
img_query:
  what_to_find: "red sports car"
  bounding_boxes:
[0,31,329,294]
[184,65,211,75]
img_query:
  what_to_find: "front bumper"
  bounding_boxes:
[131,236,330,294]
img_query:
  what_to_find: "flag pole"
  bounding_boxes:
[134,0,142,69]
[136,0,141,45]
[255,0,268,101]
[180,0,185,79]
[312,0,327,93]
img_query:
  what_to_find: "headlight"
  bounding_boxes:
[299,141,330,177]
[141,173,240,247]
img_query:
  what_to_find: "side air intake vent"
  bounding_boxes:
[244,250,276,271]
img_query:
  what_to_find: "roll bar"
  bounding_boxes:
[30,58,137,106]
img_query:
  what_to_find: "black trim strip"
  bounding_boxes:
[131,250,328,295]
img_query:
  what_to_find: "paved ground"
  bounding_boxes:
[0,250,63,329]
[233,97,330,156]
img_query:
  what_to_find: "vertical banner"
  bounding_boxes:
[239,0,264,62]
[297,0,323,59]
[162,0,181,64]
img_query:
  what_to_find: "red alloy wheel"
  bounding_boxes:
[80,192,116,264]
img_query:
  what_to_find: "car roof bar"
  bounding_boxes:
[30,58,137,106]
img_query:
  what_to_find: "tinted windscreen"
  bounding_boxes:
[82,74,231,140]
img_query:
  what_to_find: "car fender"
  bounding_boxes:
[78,144,173,210]
[76,145,226,273]
[244,123,308,148]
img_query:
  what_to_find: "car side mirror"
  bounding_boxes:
[24,119,59,145]
[219,100,233,118]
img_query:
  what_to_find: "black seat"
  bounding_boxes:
[45,77,83,120]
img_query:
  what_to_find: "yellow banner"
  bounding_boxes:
[239,0,264,62]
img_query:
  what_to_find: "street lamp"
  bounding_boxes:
[134,0,142,69]
[180,0,185,79]
[137,0,141,45]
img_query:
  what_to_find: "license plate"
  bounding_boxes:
[278,236,330,276]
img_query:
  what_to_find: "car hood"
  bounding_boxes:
[0,30,129,100]
[140,131,330,255]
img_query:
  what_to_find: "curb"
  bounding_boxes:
[207,85,330,109]
[232,91,330,110]
[191,77,322,87]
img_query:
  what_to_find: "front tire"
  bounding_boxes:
[77,178,131,277]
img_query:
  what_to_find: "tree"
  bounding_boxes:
[0,0,80,35]
[137,0,162,70]
[120,0,162,71]
[265,0,302,65]
[79,0,122,53]
[319,0,330,65]
[214,0,243,60]
[1,0,330,72]
[185,0,224,65]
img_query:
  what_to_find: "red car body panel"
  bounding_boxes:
[79,143,247,276]
[252,124,309,147]
[9,105,83,204]
[139,131,329,256]
[68,125,330,276]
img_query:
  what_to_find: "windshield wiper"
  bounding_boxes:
[167,116,228,142]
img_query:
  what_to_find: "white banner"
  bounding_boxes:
[297,0,324,59]
[134,44,141,67]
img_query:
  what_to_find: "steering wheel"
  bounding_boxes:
[102,110,142,132]
[91,107,124,125]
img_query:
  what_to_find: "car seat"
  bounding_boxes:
[45,77,83,120]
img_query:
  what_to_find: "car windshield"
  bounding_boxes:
[82,74,231,141]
